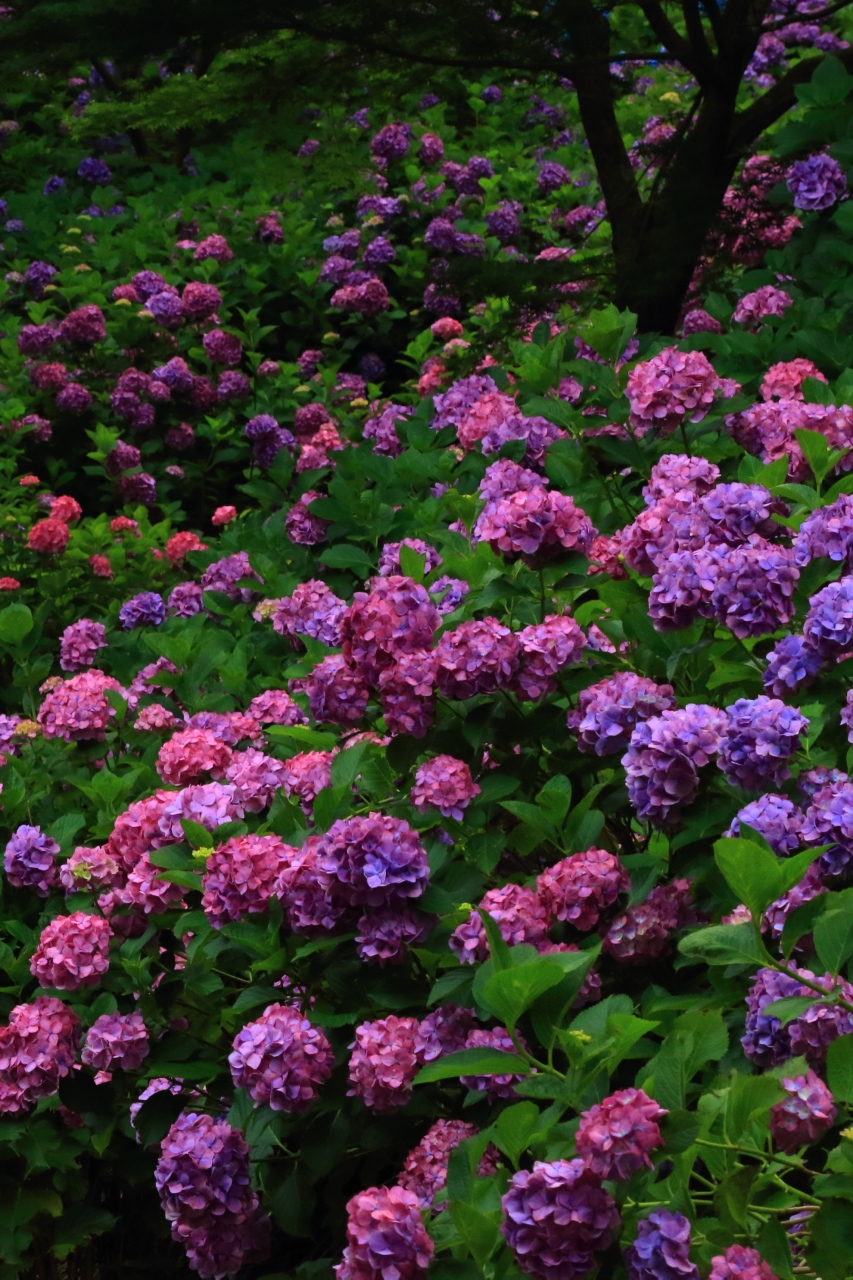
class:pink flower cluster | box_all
[0,996,80,1114]
[229,1001,334,1111]
[30,911,111,990]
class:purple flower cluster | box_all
[398,1118,498,1210]
[229,1002,334,1111]
[623,705,726,822]
[316,814,429,908]
[336,1184,433,1280]
[763,633,822,698]
[537,849,629,930]
[603,880,695,962]
[743,965,853,1068]
[709,1246,780,1280]
[82,1011,149,1076]
[356,909,431,966]
[770,1069,836,1152]
[119,591,166,629]
[787,153,847,210]
[410,755,480,819]
[727,793,805,854]
[155,1112,269,1278]
[450,884,551,963]
[501,1159,620,1280]
[435,617,519,699]
[4,823,60,896]
[568,673,676,756]
[625,1211,698,1280]
[515,615,587,699]
[717,696,808,791]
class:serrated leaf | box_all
[679,922,769,966]
[413,1047,529,1084]
[482,959,566,1029]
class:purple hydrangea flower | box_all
[804,575,853,655]
[787,153,847,210]
[717,696,808,791]
[794,494,853,569]
[726,793,805,854]
[603,880,695,962]
[763,633,822,698]
[356,909,432,966]
[770,1069,836,1152]
[435,618,520,700]
[82,1011,149,1074]
[4,824,60,896]
[743,965,853,1068]
[229,1002,334,1111]
[316,814,429,909]
[336,1184,433,1280]
[119,592,166,630]
[623,705,726,823]
[568,673,676,756]
[201,551,262,603]
[77,157,112,183]
[501,1158,620,1280]
[625,1211,698,1280]
[59,618,107,672]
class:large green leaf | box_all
[413,1047,529,1085]
[482,959,566,1029]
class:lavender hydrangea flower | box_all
[568,673,676,756]
[623,705,726,823]
[726,793,805,854]
[82,1011,149,1074]
[642,454,720,504]
[59,618,107,672]
[316,814,429,909]
[515,615,587,699]
[802,777,853,877]
[119,592,166,630]
[336,1184,433,1280]
[625,1211,699,1280]
[804,576,853,655]
[794,494,853,569]
[743,965,853,1068]
[787,153,847,210]
[717,696,808,791]
[4,824,60,896]
[763,633,822,698]
[501,1159,620,1280]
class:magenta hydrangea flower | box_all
[742,965,853,1068]
[363,403,411,456]
[155,1112,269,1279]
[286,491,328,545]
[59,618,107,672]
[0,996,80,1113]
[270,580,347,647]
[336,1184,434,1280]
[414,1006,477,1062]
[156,727,233,786]
[726,793,805,854]
[476,489,596,559]
[202,834,298,928]
[378,649,438,738]
[30,911,111,990]
[769,1069,836,1152]
[223,748,286,813]
[82,1011,149,1074]
[158,782,245,844]
[356,909,432,965]
[450,884,551,964]
[568,673,676,756]
[501,1158,620,1280]
[625,1211,698,1280]
[342,576,440,684]
[229,1002,334,1112]
[576,1087,666,1180]
[398,1118,498,1210]
[4,824,60,896]
[536,849,629,931]
[603,879,695,962]
[295,654,370,726]
[435,618,520,700]
[316,814,429,909]
[733,285,793,325]
[709,1245,780,1280]
[115,851,187,916]
[410,756,480,819]
[347,1015,422,1112]
[515,615,587,699]
[626,348,730,435]
[623,705,726,823]
[460,1026,529,1099]
[59,845,122,895]
[717,696,808,791]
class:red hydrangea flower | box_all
[576,1087,667,1180]
[28,517,69,553]
[229,1002,334,1112]
[769,1069,836,1152]
[347,1015,422,1112]
[30,911,112,991]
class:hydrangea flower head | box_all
[229,1002,334,1112]
[769,1069,836,1152]
[709,1245,779,1280]
[537,849,629,930]
[316,814,429,908]
[82,1012,149,1074]
[501,1158,620,1280]
[202,834,297,927]
[603,880,695,962]
[718,696,808,790]
[625,1211,698,1280]
[569,673,676,756]
[30,911,111,990]
[4,824,60,896]
[576,1087,666,1179]
[411,756,480,819]
[336,1184,433,1280]
[450,884,551,963]
[623,705,726,822]
[347,1015,422,1112]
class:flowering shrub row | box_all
[5,27,853,1280]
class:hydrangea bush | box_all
[5,31,853,1280]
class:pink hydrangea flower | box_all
[435,618,520,700]
[342,576,440,684]
[760,358,826,402]
[336,1184,434,1280]
[450,884,551,964]
[281,750,334,809]
[410,756,481,819]
[733,286,793,325]
[603,879,695,962]
[356,909,432,965]
[769,1069,836,1152]
[59,845,123,894]
[202,834,299,927]
[576,1087,667,1180]
[398,1119,499,1210]
[248,689,308,727]
[536,849,629,931]
[378,649,438,738]
[157,782,245,842]
[38,669,127,741]
[117,851,188,916]
[294,655,370,726]
[229,1002,334,1112]
[709,1246,779,1280]
[156,727,234,785]
[82,1011,149,1074]
[626,348,732,435]
[348,1016,422,1112]
[515,615,586,699]
[0,996,80,1113]
[30,911,112,990]
[270,580,347,647]
[224,748,287,812]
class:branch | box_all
[762,0,853,33]
[638,0,710,81]
[728,49,853,151]
[682,0,717,74]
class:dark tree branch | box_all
[637,0,710,80]
[681,0,718,80]
[762,0,853,32]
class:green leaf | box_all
[726,1073,784,1140]
[266,724,339,752]
[0,603,33,644]
[794,428,844,487]
[398,543,427,582]
[478,908,512,971]
[764,996,818,1026]
[755,1219,795,1280]
[806,1198,853,1280]
[534,775,572,826]
[311,785,351,831]
[679,922,769,966]
[494,1101,540,1165]
[413,1047,529,1085]
[828,1033,853,1102]
[180,818,215,848]
[482,959,566,1029]
[814,887,853,975]
[330,742,371,789]
[448,1202,501,1268]
[319,544,374,572]
[714,837,810,921]
[782,892,829,959]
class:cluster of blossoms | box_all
[229,1002,334,1111]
